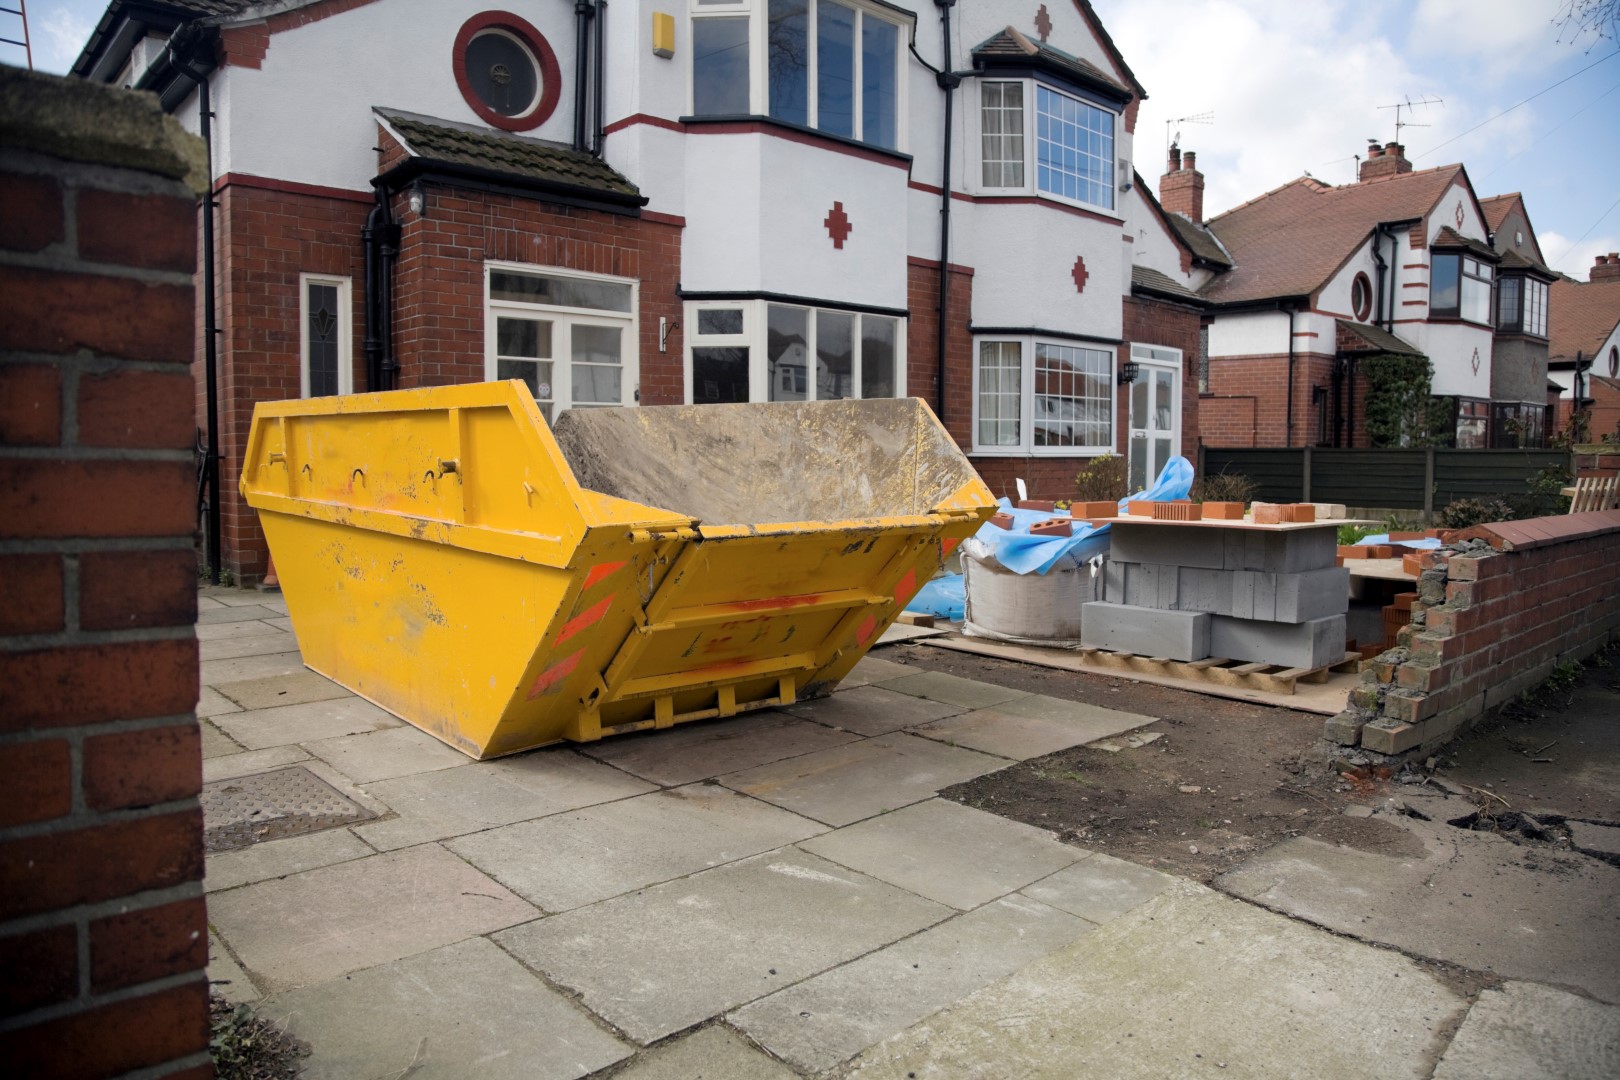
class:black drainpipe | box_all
[573,2,592,151]
[934,0,958,419]
[1371,223,1389,330]
[168,31,221,584]
[1284,306,1296,447]
[363,180,401,392]
[361,195,383,390]
[592,1,607,155]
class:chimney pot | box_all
[1183,151,1196,171]
[1368,144,1384,158]
[1168,145,1181,172]
[1609,251,1619,260]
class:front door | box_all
[1127,345,1181,493]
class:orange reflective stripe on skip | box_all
[891,567,918,604]
[555,596,613,647]
[942,537,960,556]
[582,560,627,591]
[527,648,585,699]
[856,615,878,646]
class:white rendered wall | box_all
[1209,311,1291,356]
[1427,179,1488,247]
[1123,185,1199,292]
[1407,321,1494,398]
[1317,236,1378,319]
[218,0,580,192]
[962,202,1124,338]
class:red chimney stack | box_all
[1160,146,1204,223]
[1359,141,1412,182]
[1593,253,1620,282]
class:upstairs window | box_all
[692,0,904,149]
[1430,252,1493,325]
[1496,275,1547,338]
[978,79,1116,212]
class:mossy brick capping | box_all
[0,69,208,1076]
[1324,510,1620,755]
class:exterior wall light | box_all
[407,183,427,218]
[1118,360,1140,385]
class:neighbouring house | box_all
[1160,140,1554,450]
[74,0,1206,584]
[1549,253,1620,441]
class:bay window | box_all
[693,0,904,150]
[1430,251,1494,324]
[973,337,1115,454]
[1496,275,1548,337]
[688,299,901,404]
[978,79,1116,212]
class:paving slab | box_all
[608,1026,798,1080]
[841,881,1465,1080]
[1215,828,1620,1002]
[494,848,951,1045]
[199,720,242,760]
[208,843,538,992]
[304,725,469,784]
[198,604,282,625]
[197,595,227,610]
[207,931,259,1004]
[212,696,401,750]
[214,671,350,710]
[196,617,286,641]
[356,750,654,850]
[206,590,280,608]
[782,685,965,737]
[578,711,860,786]
[878,670,1029,710]
[733,894,1092,1072]
[1019,851,1173,924]
[1432,981,1620,1080]
[199,632,299,662]
[199,651,309,687]
[448,782,825,912]
[721,732,1009,827]
[841,654,920,688]
[202,745,310,783]
[261,616,294,633]
[255,595,289,615]
[205,825,376,893]
[259,937,630,1080]
[197,686,243,719]
[910,700,1154,760]
[800,798,1082,910]
[878,623,949,644]
[1569,819,1620,861]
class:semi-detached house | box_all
[74,0,1207,585]
[1161,141,1556,451]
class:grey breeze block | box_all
[1104,563,1349,623]
[1081,602,1210,662]
[1209,613,1347,670]
[1108,523,1337,575]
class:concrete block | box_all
[1081,602,1211,662]
[1111,564,1345,623]
[1323,711,1367,746]
[1224,528,1337,573]
[1178,567,1233,613]
[1209,613,1346,669]
[1275,567,1351,621]
[1109,524,1227,569]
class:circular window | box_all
[1610,345,1618,377]
[453,12,560,131]
[1351,272,1373,322]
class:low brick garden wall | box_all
[1328,510,1620,755]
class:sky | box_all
[8,0,1618,281]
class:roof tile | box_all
[376,109,641,200]
[1549,276,1620,364]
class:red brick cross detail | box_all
[1035,4,1053,43]
[825,201,852,249]
[1072,255,1089,294]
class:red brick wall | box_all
[1203,351,1337,447]
[0,70,208,1077]
[390,185,684,404]
[1329,511,1620,754]
[1588,378,1620,445]
[214,178,371,585]
[905,256,972,436]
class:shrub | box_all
[1074,455,1129,502]
[1190,469,1258,506]
[1434,497,1514,529]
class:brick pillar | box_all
[0,68,209,1077]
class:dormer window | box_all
[977,79,1117,212]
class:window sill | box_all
[971,446,1116,458]
[1424,314,1493,328]
[970,189,1123,223]
[679,114,913,166]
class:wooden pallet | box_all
[1072,648,1363,695]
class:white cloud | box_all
[1540,229,1620,280]
[30,5,97,75]
[1409,0,1577,73]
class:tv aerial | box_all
[1167,110,1214,152]
[1376,95,1443,143]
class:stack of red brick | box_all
[1327,510,1620,754]
[0,68,209,1077]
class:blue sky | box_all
[9,0,1618,280]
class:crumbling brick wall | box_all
[0,68,209,1077]
[1327,510,1620,754]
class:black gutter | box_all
[573,1,591,151]
[166,26,220,585]
[934,0,957,421]
[680,289,908,319]
[593,1,607,155]
[377,156,647,213]
[969,325,1123,347]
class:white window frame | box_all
[689,0,909,151]
[1126,343,1183,490]
[299,273,353,398]
[683,298,906,404]
[971,335,1117,456]
[483,261,639,417]
[973,77,1119,215]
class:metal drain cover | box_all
[202,766,374,854]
